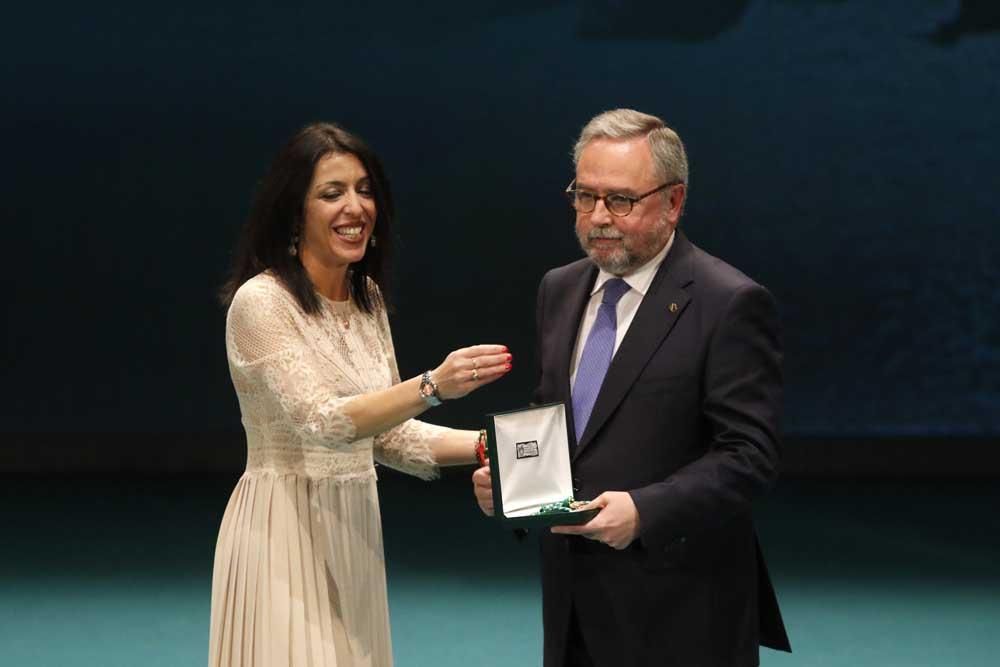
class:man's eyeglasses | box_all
[565,180,681,217]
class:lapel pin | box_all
[669,303,679,313]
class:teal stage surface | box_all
[2,471,998,666]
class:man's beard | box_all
[577,218,671,276]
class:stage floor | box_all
[2,472,998,666]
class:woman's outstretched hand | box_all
[432,345,511,400]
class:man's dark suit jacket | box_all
[534,231,791,667]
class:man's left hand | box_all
[550,491,640,550]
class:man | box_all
[472,109,790,666]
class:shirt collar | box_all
[591,230,675,297]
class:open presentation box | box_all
[486,402,598,527]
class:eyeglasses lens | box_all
[606,195,632,216]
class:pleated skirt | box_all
[208,471,393,667]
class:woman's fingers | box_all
[434,345,512,399]
[463,351,512,383]
[469,362,509,385]
[469,351,513,371]
[462,344,509,357]
[465,357,510,381]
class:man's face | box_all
[574,137,684,275]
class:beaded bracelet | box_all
[474,429,488,466]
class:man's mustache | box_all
[588,228,624,240]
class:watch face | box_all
[419,375,440,405]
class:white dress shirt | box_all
[569,231,675,388]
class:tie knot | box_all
[601,278,630,306]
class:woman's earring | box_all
[288,234,299,257]
[369,235,377,249]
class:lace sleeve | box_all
[226,279,357,447]
[370,306,447,480]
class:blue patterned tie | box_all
[571,278,630,443]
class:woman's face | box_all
[299,152,376,271]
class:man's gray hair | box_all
[573,109,689,186]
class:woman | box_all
[210,122,510,667]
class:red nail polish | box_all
[506,354,512,362]
[502,346,509,353]
[505,363,512,371]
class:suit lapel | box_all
[573,232,695,458]
[551,262,598,422]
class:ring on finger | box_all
[472,368,479,381]
[472,358,479,370]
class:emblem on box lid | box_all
[516,440,539,459]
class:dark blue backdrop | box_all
[3,1,998,438]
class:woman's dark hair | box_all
[220,122,393,315]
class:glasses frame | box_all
[565,179,682,217]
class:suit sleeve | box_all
[531,271,549,407]
[629,283,783,549]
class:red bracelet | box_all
[475,429,488,466]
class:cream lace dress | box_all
[208,273,451,667]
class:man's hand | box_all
[550,491,640,550]
[472,464,494,516]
